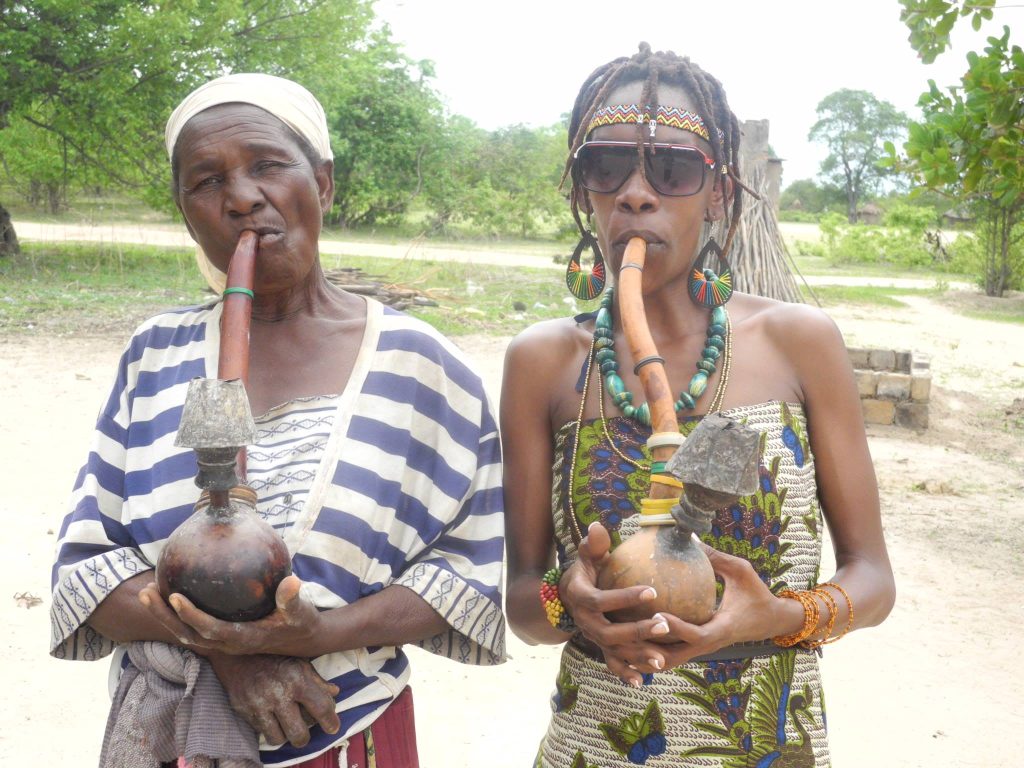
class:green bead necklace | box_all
[594,286,728,426]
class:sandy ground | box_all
[2,290,1024,767]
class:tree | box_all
[779,178,845,214]
[327,33,447,228]
[893,28,1024,296]
[808,90,907,223]
[899,0,996,63]
[464,124,568,238]
[0,0,377,252]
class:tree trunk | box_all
[0,202,20,257]
[48,182,63,215]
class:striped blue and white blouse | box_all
[50,298,506,766]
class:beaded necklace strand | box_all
[595,287,729,426]
[565,303,732,544]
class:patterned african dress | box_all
[537,401,829,768]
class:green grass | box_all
[0,241,594,337]
[787,251,957,282]
[317,252,595,336]
[935,290,1024,326]
[961,309,1024,325]
[0,185,177,226]
[800,284,943,308]
[0,243,209,334]
[4,239,1017,339]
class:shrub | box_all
[817,208,936,267]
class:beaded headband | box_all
[587,104,716,142]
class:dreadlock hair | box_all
[563,42,748,257]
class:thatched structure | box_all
[726,121,806,304]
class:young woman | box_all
[502,44,894,767]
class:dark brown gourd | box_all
[155,231,291,622]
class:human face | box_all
[580,82,728,291]
[174,104,334,295]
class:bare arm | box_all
[794,307,896,631]
[136,576,448,658]
[501,329,571,645]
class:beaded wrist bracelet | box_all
[773,583,856,649]
[773,589,820,647]
[800,587,837,650]
[817,582,855,645]
[540,567,576,633]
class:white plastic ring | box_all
[646,431,686,451]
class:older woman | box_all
[50,73,505,768]
[502,45,894,767]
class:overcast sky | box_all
[374,0,1018,186]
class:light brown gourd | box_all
[595,237,716,625]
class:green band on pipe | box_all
[223,287,255,299]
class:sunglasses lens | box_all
[576,145,635,193]
[648,147,707,196]
[576,143,710,197]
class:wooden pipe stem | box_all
[219,230,257,386]
[219,230,258,481]
[618,236,679,500]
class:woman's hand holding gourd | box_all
[138,575,324,657]
[634,544,801,669]
[562,525,798,685]
[560,522,675,687]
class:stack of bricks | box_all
[848,347,931,430]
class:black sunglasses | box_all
[573,140,716,197]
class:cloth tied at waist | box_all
[99,641,261,768]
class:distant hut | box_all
[941,206,973,228]
[857,202,883,225]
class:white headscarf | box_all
[164,73,332,293]
[164,72,332,161]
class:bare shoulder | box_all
[505,316,590,367]
[731,293,845,356]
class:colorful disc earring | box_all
[688,224,733,308]
[566,230,606,301]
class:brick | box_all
[911,373,932,402]
[895,402,929,430]
[894,351,912,373]
[862,399,895,424]
[877,373,912,401]
[856,370,879,397]
[868,349,896,371]
[911,353,931,373]
[847,347,871,368]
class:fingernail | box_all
[629,677,642,688]
[640,587,657,601]
[628,663,638,670]
[648,658,664,670]
[588,521,601,532]
[139,594,150,607]
[651,621,670,636]
[169,597,181,612]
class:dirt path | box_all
[2,293,1022,766]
